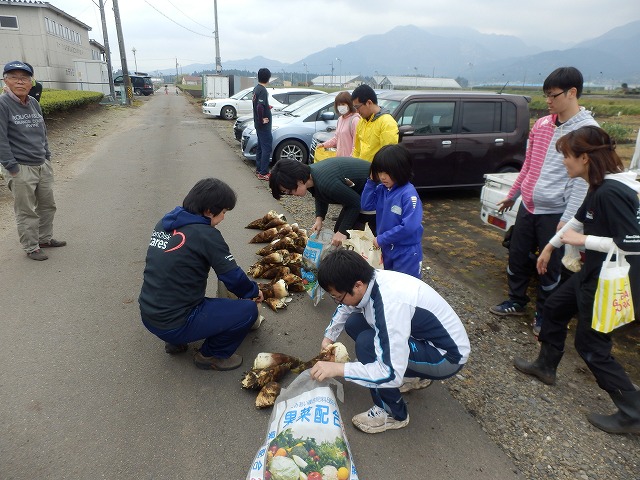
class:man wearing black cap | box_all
[1,60,66,261]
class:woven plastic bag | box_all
[343,224,384,269]
[246,370,359,480]
[592,246,635,333]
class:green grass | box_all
[177,84,201,91]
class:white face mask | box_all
[337,105,349,115]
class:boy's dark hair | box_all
[268,159,311,200]
[334,91,355,113]
[351,84,378,105]
[556,125,623,187]
[318,249,375,294]
[543,67,584,98]
[182,178,236,216]
[258,68,271,84]
[370,144,413,186]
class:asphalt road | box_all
[0,94,521,479]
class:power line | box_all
[143,0,214,38]
[165,0,214,32]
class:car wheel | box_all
[274,140,307,164]
[497,165,519,173]
[134,88,142,96]
[220,106,236,120]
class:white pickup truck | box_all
[479,172,521,238]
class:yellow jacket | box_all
[352,111,398,162]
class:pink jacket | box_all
[322,112,360,157]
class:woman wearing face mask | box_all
[318,91,361,157]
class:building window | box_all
[0,15,19,29]
[43,17,83,45]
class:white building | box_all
[0,0,106,91]
[310,75,364,88]
[378,76,461,90]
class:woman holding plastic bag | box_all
[317,91,361,157]
[513,126,640,434]
[269,157,375,246]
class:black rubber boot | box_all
[587,390,640,434]
[513,342,563,385]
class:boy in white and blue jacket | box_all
[310,249,470,434]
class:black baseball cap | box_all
[3,60,33,75]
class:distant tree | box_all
[455,76,469,88]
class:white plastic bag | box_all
[246,371,359,480]
[343,224,383,269]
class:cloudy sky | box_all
[51,0,640,73]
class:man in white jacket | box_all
[310,249,470,433]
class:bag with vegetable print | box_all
[246,370,359,480]
[301,229,336,306]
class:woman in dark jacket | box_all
[513,126,640,434]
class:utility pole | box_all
[112,0,131,105]
[331,61,334,89]
[132,47,137,73]
[303,62,308,86]
[175,58,179,85]
[97,0,115,100]
[213,0,222,74]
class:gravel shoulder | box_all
[2,97,637,480]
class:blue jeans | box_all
[345,312,463,420]
[255,127,272,175]
[143,297,258,358]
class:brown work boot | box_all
[39,239,67,248]
[193,351,243,371]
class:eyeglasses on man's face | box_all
[542,89,568,99]
[353,102,366,111]
[5,74,32,83]
[331,291,348,305]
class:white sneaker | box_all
[399,377,433,393]
[351,405,409,434]
[251,315,265,330]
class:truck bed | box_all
[479,172,521,234]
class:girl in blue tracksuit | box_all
[361,144,424,278]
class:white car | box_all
[202,87,323,120]
[241,92,340,164]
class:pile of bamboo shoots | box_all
[245,211,310,312]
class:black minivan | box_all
[376,90,531,189]
[113,74,154,96]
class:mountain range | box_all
[167,21,640,85]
